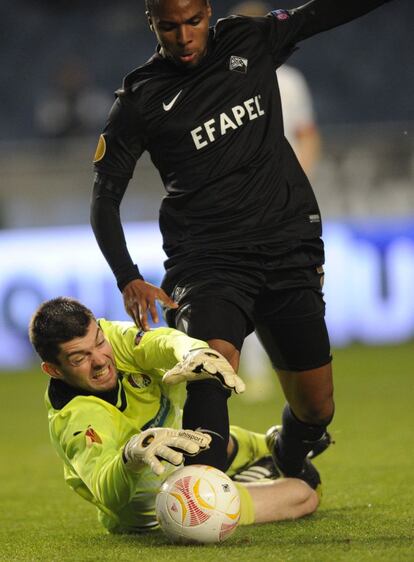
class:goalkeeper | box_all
[29,297,319,534]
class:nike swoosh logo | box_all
[163,90,183,111]
[195,427,225,440]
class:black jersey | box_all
[92,0,392,283]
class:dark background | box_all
[1,0,412,141]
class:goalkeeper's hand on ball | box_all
[123,428,212,475]
[162,349,246,394]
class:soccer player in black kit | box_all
[91,0,394,485]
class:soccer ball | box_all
[155,464,241,544]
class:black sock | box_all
[276,404,327,475]
[182,380,230,471]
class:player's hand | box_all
[162,349,246,394]
[122,279,178,331]
[123,428,212,475]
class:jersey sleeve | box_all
[132,327,210,373]
[93,94,146,180]
[250,0,393,66]
[49,397,146,512]
[99,319,209,376]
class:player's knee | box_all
[303,488,320,516]
[297,399,335,426]
[292,480,320,517]
[284,479,320,519]
[299,384,335,424]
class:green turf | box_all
[1,343,413,561]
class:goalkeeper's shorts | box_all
[236,482,256,525]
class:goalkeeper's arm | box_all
[162,348,246,394]
[127,326,245,393]
[58,413,211,511]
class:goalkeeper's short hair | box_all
[29,297,96,364]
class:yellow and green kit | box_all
[46,321,267,533]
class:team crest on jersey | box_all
[85,426,102,447]
[128,373,152,389]
[229,56,248,74]
[271,9,290,21]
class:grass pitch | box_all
[1,343,413,561]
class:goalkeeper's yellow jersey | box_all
[45,321,209,533]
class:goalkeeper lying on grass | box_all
[29,297,322,534]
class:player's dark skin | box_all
[147,0,212,68]
[122,0,333,427]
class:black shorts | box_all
[162,240,332,371]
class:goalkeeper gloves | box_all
[162,348,246,394]
[123,427,211,475]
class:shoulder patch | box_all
[93,134,106,163]
[271,9,290,21]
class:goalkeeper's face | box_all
[44,321,118,393]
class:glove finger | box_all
[206,367,236,390]
[203,350,221,360]
[203,358,236,379]
[147,453,165,476]
[168,437,201,455]
[235,376,246,394]
[189,360,205,373]
[219,368,244,392]
[156,445,183,466]
[202,359,219,375]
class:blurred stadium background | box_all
[1,0,413,370]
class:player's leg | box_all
[277,363,333,424]
[229,422,332,484]
[275,361,333,473]
[257,310,333,478]
[164,281,251,471]
[255,255,334,479]
[236,478,319,525]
